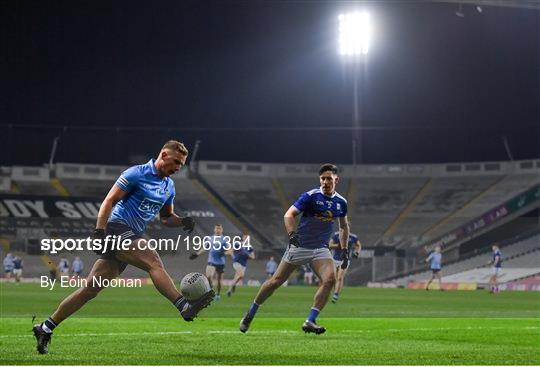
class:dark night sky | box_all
[2,1,539,165]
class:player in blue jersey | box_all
[189,224,229,300]
[12,255,23,283]
[33,140,213,354]
[488,244,502,294]
[226,234,255,297]
[425,245,443,291]
[3,253,14,281]
[328,231,361,303]
[240,164,349,334]
[265,256,277,279]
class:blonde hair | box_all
[162,140,188,156]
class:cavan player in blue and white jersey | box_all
[488,244,502,294]
[328,231,361,303]
[33,140,213,355]
[425,245,443,291]
[190,224,230,300]
[240,163,349,335]
[227,234,255,297]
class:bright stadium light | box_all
[338,12,371,56]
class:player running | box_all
[33,140,214,355]
[488,244,502,294]
[3,253,14,281]
[265,256,277,279]
[190,224,228,300]
[12,256,23,283]
[425,245,443,291]
[240,163,349,335]
[226,234,255,297]
[328,231,361,303]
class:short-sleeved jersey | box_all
[427,252,442,270]
[13,258,22,269]
[72,260,83,272]
[330,232,359,260]
[109,159,175,235]
[293,188,348,249]
[233,246,254,267]
[266,260,277,274]
[493,250,502,268]
[207,236,227,266]
[3,256,14,270]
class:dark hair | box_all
[319,163,338,175]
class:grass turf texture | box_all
[1,283,539,365]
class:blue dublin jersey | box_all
[207,236,227,266]
[233,246,254,267]
[293,188,348,249]
[109,159,175,235]
[330,232,358,260]
[427,252,442,270]
[493,250,502,268]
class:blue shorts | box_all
[432,268,441,274]
[208,263,225,274]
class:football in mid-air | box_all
[180,272,211,301]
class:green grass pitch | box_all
[1,283,539,365]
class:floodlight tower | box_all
[338,11,371,165]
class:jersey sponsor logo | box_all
[138,198,163,216]
[314,210,334,222]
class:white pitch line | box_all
[1,326,537,339]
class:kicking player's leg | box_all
[116,239,179,302]
[303,258,335,334]
[33,258,120,354]
[116,239,214,320]
[240,260,297,333]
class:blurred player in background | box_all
[72,256,84,277]
[240,163,349,335]
[302,265,314,285]
[58,257,70,277]
[12,255,23,283]
[3,252,13,281]
[425,245,443,291]
[329,231,361,303]
[488,244,502,294]
[227,234,255,297]
[190,224,228,301]
[33,140,211,355]
[265,256,277,279]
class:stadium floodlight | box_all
[338,12,371,56]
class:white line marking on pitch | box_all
[2,326,537,339]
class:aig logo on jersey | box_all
[337,203,341,211]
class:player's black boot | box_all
[302,320,326,335]
[239,313,253,333]
[181,289,215,321]
[32,324,52,354]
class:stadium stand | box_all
[393,233,540,286]
[2,159,538,285]
[426,174,540,239]
[202,175,286,247]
